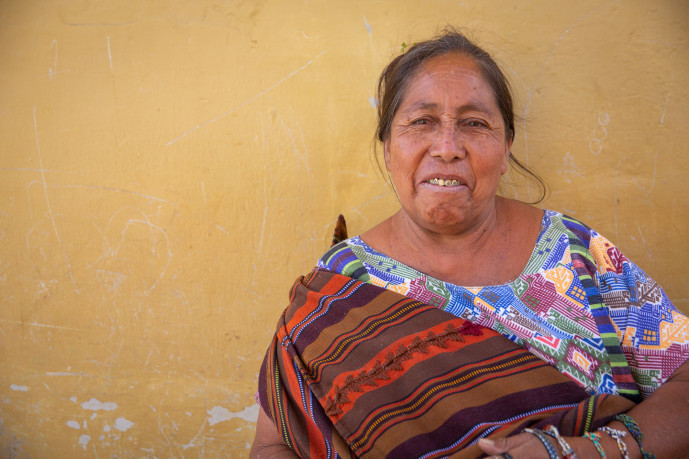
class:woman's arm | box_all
[609,357,689,457]
[479,359,689,458]
[249,408,298,459]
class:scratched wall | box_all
[1,0,687,457]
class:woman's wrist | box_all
[605,420,643,459]
[562,423,643,459]
[553,431,640,459]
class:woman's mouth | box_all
[427,178,463,187]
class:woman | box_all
[251,29,689,458]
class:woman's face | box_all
[384,53,512,234]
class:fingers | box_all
[485,453,514,459]
[477,433,550,459]
[477,434,531,453]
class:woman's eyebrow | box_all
[400,101,440,114]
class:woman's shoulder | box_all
[536,209,644,281]
[317,237,371,281]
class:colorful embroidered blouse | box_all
[318,210,689,399]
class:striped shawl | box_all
[257,268,635,458]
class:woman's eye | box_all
[466,120,487,128]
[412,118,430,125]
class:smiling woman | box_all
[251,28,689,459]
[383,54,511,236]
[367,53,543,288]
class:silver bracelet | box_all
[598,426,630,459]
[524,428,560,459]
[545,425,577,458]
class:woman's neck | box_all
[361,197,543,286]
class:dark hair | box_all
[375,27,547,203]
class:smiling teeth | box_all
[430,178,460,186]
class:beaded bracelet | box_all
[544,425,577,459]
[598,426,630,459]
[614,413,656,459]
[524,428,560,459]
[583,431,606,458]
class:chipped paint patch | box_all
[78,434,90,450]
[114,417,134,432]
[81,398,117,411]
[10,384,28,392]
[207,405,259,426]
[208,406,231,425]
[66,420,80,429]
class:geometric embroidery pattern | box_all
[319,210,689,398]
[565,343,601,380]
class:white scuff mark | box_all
[81,398,117,411]
[0,318,82,331]
[558,152,583,183]
[46,371,89,376]
[166,49,326,146]
[33,106,79,293]
[103,424,111,432]
[90,413,97,420]
[49,39,58,80]
[201,181,207,205]
[612,155,623,240]
[368,97,378,108]
[214,224,229,234]
[257,206,268,256]
[106,36,113,72]
[66,420,80,429]
[631,152,658,197]
[10,384,28,392]
[70,396,77,403]
[114,417,134,432]
[207,405,259,426]
[637,225,655,261]
[78,434,90,450]
[57,183,171,203]
[182,417,208,450]
[362,15,375,53]
[122,219,171,293]
[660,96,669,124]
[96,269,126,293]
[362,15,372,34]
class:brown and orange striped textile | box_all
[258,269,636,458]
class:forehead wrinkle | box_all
[399,99,496,119]
[398,61,498,119]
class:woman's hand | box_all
[478,432,559,459]
[478,433,557,458]
[478,433,601,458]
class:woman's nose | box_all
[429,125,465,162]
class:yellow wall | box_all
[1,1,687,457]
